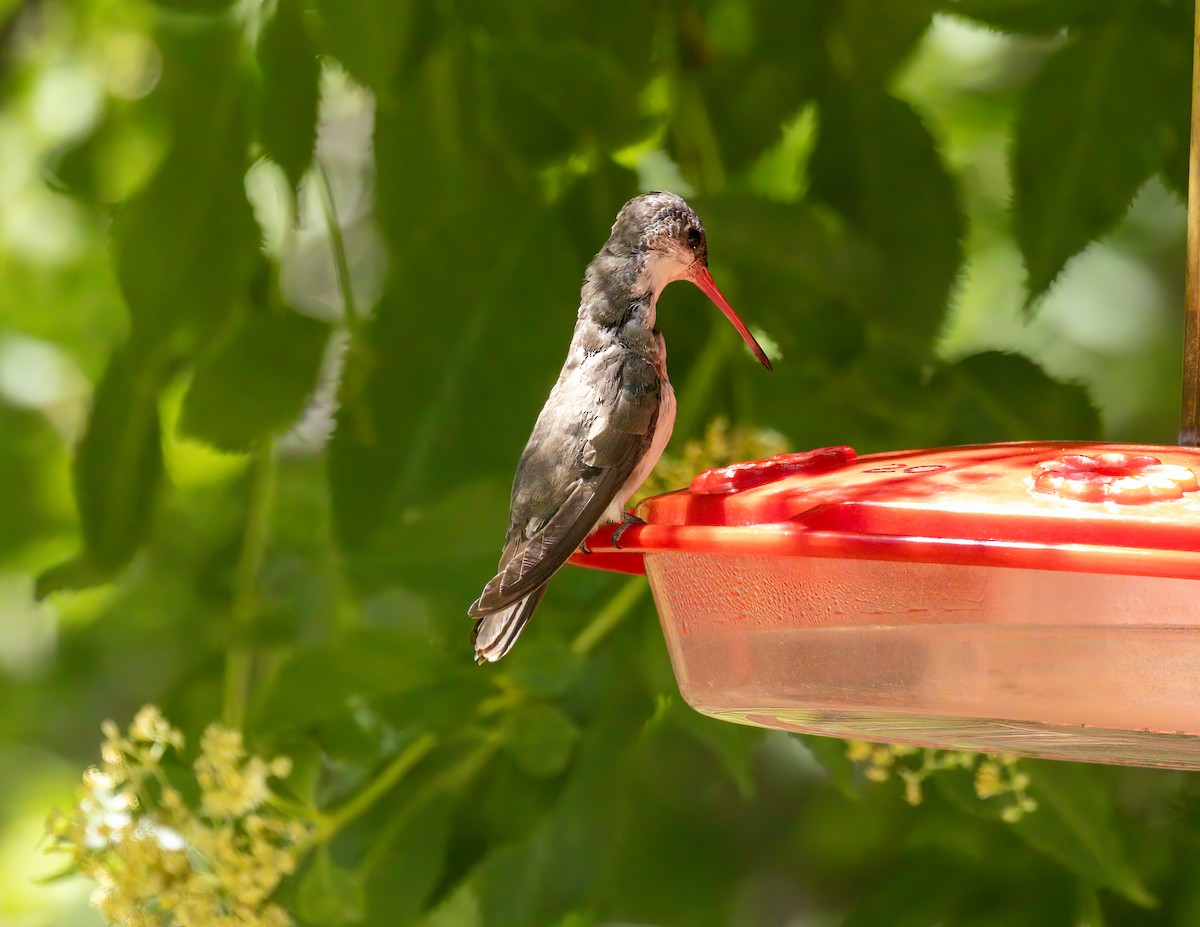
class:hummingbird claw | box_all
[611,513,647,550]
[578,539,592,556]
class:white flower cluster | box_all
[46,706,307,927]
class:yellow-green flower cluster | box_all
[635,416,789,501]
[45,706,307,927]
[845,740,1037,822]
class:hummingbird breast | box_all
[600,329,674,524]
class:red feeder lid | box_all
[570,442,1200,581]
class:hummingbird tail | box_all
[470,586,547,664]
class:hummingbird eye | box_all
[685,226,702,249]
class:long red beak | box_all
[692,265,773,370]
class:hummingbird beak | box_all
[691,265,773,370]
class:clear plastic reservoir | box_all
[648,552,1200,768]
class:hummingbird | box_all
[468,192,772,663]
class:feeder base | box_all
[709,707,1200,770]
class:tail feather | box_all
[470,586,546,664]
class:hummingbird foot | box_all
[578,538,593,556]
[611,513,647,550]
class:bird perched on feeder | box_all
[468,192,772,663]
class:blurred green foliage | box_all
[0,0,1197,925]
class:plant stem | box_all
[310,732,439,845]
[571,575,648,657]
[1180,0,1200,444]
[221,439,278,730]
[359,734,500,877]
[317,160,364,340]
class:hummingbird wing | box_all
[469,353,661,618]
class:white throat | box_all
[642,251,693,328]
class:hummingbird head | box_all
[608,192,773,370]
[609,192,707,278]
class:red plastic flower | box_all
[690,446,855,495]
[1032,452,1199,504]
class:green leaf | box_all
[547,913,596,927]
[832,0,936,86]
[1012,12,1178,303]
[799,734,861,799]
[1075,881,1105,927]
[481,41,644,164]
[1011,761,1155,907]
[660,698,757,799]
[297,847,367,926]
[365,797,454,923]
[0,402,67,559]
[312,0,415,96]
[810,88,963,357]
[328,196,579,549]
[253,628,446,733]
[1156,2,1194,199]
[345,477,509,595]
[72,346,168,574]
[504,639,586,700]
[503,703,580,779]
[668,3,823,174]
[926,351,1100,445]
[258,0,321,193]
[421,883,482,927]
[181,307,330,451]
[112,16,257,354]
[149,0,238,11]
[941,0,1116,34]
[697,195,862,356]
[843,860,970,927]
[34,555,110,599]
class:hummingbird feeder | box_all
[569,11,1200,771]
[572,444,1200,769]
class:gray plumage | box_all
[468,192,769,663]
